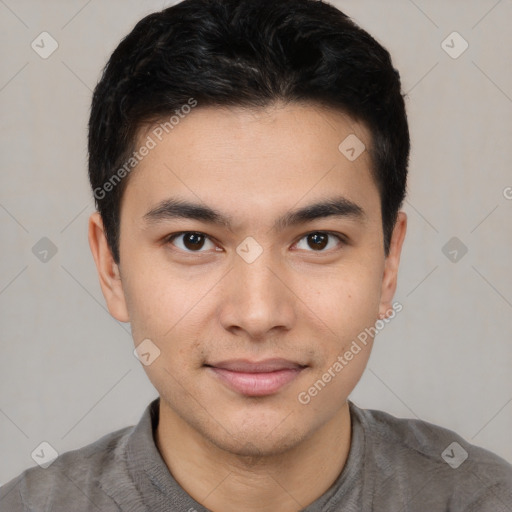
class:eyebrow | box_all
[143,196,366,231]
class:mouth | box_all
[204,358,307,397]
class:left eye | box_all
[294,232,343,252]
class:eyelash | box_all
[164,231,347,254]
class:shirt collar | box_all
[99,397,368,512]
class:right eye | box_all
[164,231,219,253]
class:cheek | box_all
[121,261,178,343]
[122,257,215,369]
[124,267,207,393]
[306,263,382,334]
[296,272,380,406]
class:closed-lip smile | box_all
[205,358,307,396]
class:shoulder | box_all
[0,425,133,512]
[350,402,512,510]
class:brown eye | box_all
[307,232,328,250]
[182,233,205,250]
[167,232,216,252]
[295,232,344,252]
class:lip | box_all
[205,358,306,397]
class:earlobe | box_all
[88,212,130,323]
[378,211,407,318]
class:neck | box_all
[155,401,352,512]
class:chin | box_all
[209,424,308,460]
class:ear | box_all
[378,211,407,318]
[88,211,130,322]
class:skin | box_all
[89,102,407,511]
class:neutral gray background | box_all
[1,0,511,486]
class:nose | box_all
[218,251,297,341]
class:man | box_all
[1,0,511,510]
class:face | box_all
[89,102,406,457]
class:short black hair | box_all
[88,0,409,264]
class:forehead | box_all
[122,102,380,225]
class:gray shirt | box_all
[1,398,511,511]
